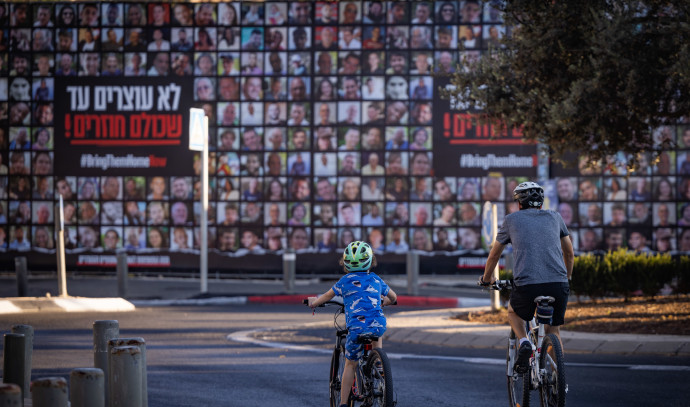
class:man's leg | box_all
[508,303,532,373]
[507,304,527,339]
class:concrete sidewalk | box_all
[1,274,689,357]
[384,308,690,357]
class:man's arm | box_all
[481,241,506,284]
[561,235,574,280]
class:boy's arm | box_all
[308,288,336,308]
[382,288,397,306]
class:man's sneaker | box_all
[514,341,532,374]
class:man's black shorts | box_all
[510,282,570,326]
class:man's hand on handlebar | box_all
[478,276,494,287]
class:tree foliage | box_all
[441,0,690,169]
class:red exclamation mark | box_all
[65,114,71,139]
[443,113,450,138]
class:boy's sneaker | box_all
[514,341,532,374]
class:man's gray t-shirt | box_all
[496,208,569,286]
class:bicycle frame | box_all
[308,298,395,407]
[509,314,545,389]
[483,280,566,407]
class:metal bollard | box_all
[14,257,28,297]
[109,346,143,407]
[0,383,22,406]
[282,249,296,294]
[406,251,420,296]
[70,368,104,407]
[2,333,25,400]
[31,377,68,407]
[10,325,33,397]
[116,252,128,298]
[93,320,119,407]
[108,338,147,407]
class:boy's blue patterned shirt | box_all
[332,271,390,330]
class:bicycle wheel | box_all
[330,345,353,407]
[507,331,531,407]
[539,333,566,407]
[508,366,531,407]
[366,348,395,407]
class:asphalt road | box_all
[1,304,689,406]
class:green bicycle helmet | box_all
[342,241,373,272]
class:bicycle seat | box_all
[534,296,555,304]
[355,335,379,344]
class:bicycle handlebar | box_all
[302,298,344,307]
[302,298,397,307]
[478,279,513,290]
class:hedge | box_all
[500,250,689,301]
[571,249,688,300]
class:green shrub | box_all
[572,250,680,300]
[572,252,606,301]
[604,249,641,299]
[675,256,690,295]
[639,252,675,298]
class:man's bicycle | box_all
[304,298,396,407]
[480,280,567,407]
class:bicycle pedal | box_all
[513,365,529,374]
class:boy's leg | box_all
[340,358,357,406]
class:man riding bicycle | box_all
[480,182,574,373]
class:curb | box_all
[0,294,491,313]
[0,297,136,314]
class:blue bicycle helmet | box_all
[342,241,373,272]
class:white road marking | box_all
[227,328,690,372]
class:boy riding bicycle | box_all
[480,182,574,373]
[309,241,398,407]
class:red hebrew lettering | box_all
[453,113,473,139]
[167,115,182,139]
[475,120,490,139]
[130,114,141,138]
[152,115,165,139]
[74,115,86,139]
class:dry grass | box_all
[452,295,690,335]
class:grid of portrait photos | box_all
[1,1,689,255]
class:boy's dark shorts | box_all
[510,282,570,326]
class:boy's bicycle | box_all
[480,280,567,407]
[304,298,396,407]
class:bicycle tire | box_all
[539,333,566,407]
[330,345,353,407]
[507,330,531,407]
[366,348,395,407]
